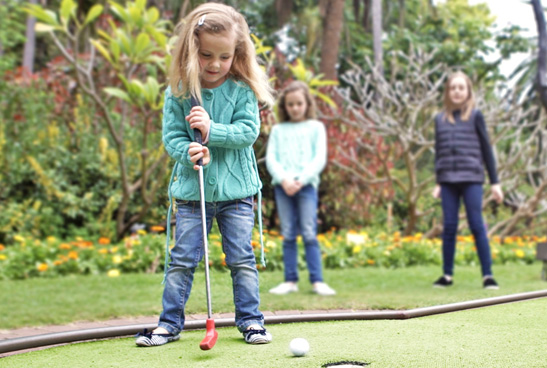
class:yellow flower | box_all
[37,263,48,272]
[367,259,375,265]
[266,240,277,249]
[0,254,6,261]
[352,245,362,254]
[14,235,25,243]
[46,236,57,244]
[112,255,122,264]
[68,251,79,260]
[98,248,108,254]
[107,269,120,277]
[53,260,63,266]
[346,233,366,246]
[137,229,147,235]
[514,249,525,258]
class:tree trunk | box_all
[372,0,383,75]
[275,0,293,27]
[23,0,38,74]
[177,0,191,22]
[398,0,405,28]
[363,0,371,31]
[353,0,360,22]
[319,0,344,80]
[532,0,547,111]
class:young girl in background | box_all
[136,3,274,347]
[433,71,503,290]
[266,81,336,296]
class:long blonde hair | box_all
[442,71,475,123]
[276,81,317,122]
[168,3,273,106]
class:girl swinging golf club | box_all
[136,2,274,348]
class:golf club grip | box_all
[193,129,203,167]
[190,95,203,166]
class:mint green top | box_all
[162,78,262,201]
[265,119,327,189]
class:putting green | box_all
[3,298,546,367]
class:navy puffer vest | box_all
[434,109,485,183]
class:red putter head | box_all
[199,319,218,350]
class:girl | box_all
[136,3,274,347]
[432,71,504,290]
[266,81,336,296]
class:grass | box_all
[1,263,545,329]
[2,298,546,367]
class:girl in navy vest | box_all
[433,71,503,289]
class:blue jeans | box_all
[158,196,264,335]
[274,185,324,284]
[440,183,493,277]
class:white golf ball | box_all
[289,337,310,357]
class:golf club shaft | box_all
[197,164,213,319]
[190,96,213,321]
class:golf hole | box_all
[322,361,370,367]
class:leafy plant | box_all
[24,0,172,239]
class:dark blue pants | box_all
[440,183,493,277]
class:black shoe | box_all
[483,277,499,290]
[433,276,453,288]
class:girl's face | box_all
[448,76,469,107]
[198,30,236,89]
[284,90,308,122]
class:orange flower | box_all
[98,248,108,254]
[150,225,165,232]
[59,243,71,250]
[367,259,375,265]
[37,263,48,272]
[0,244,5,251]
[68,251,79,260]
[98,237,111,245]
[53,260,63,266]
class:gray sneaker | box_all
[135,329,180,347]
[243,327,272,344]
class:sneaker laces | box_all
[245,328,266,337]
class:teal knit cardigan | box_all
[162,79,265,275]
[265,119,327,189]
[162,78,262,202]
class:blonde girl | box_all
[136,3,273,347]
[432,71,503,290]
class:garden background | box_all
[1,0,547,281]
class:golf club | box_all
[191,95,218,351]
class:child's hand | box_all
[491,183,504,204]
[186,106,211,139]
[188,142,210,170]
[432,184,441,199]
[282,178,302,196]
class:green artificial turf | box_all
[3,298,546,367]
[1,264,545,329]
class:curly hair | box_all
[168,2,273,106]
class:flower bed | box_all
[0,228,540,280]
